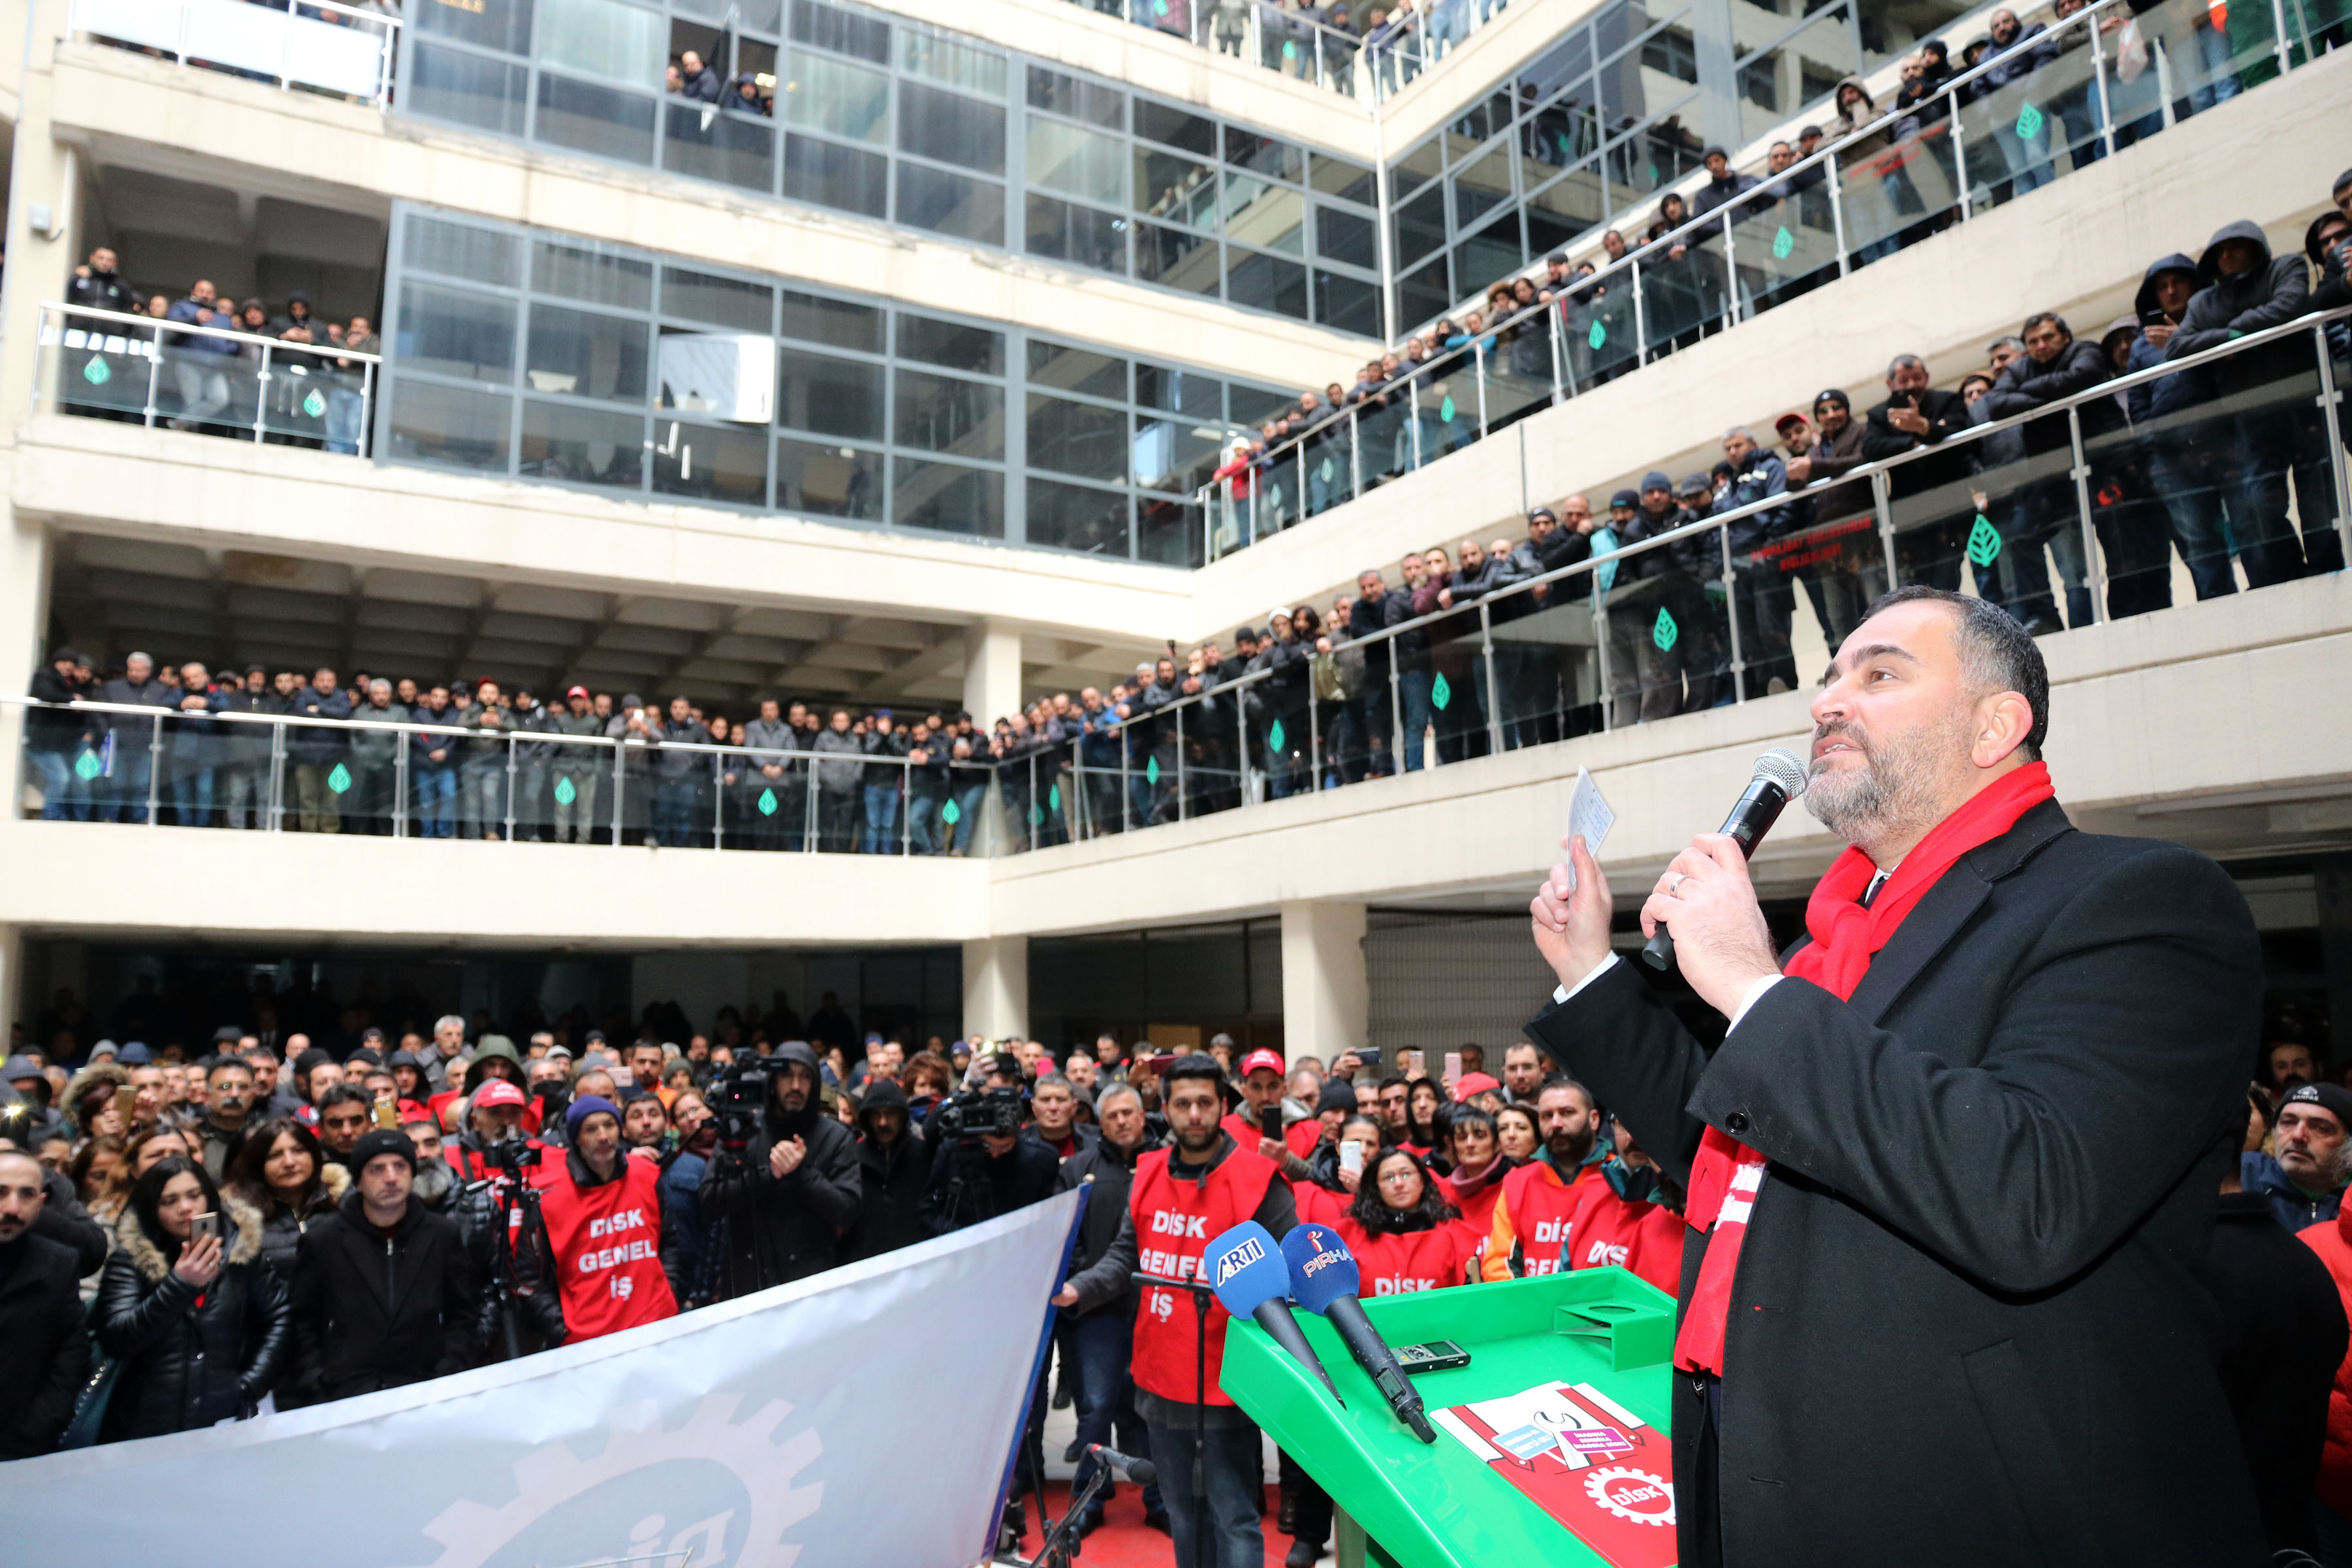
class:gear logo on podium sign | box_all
[400,1394,821,1568]
[1585,1466,1675,1527]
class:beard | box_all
[1545,1123,1596,1168]
[409,1159,452,1206]
[1804,710,1969,847]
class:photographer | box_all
[919,1054,1060,1236]
[446,1079,563,1356]
[700,1042,859,1294]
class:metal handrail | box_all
[71,0,403,105]
[44,301,385,363]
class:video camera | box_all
[933,1086,1023,1144]
[708,1059,772,1151]
[481,1132,541,1176]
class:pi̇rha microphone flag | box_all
[1427,1379,1676,1568]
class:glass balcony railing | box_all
[35,303,381,453]
[1205,0,2338,563]
[1059,0,1488,106]
[17,312,2347,860]
[68,0,400,106]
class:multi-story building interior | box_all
[2,0,2348,1069]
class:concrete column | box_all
[1280,900,1367,1066]
[0,1,83,437]
[962,933,1028,1043]
[963,621,1023,727]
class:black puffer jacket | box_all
[1982,336,2120,455]
[700,1041,861,1292]
[95,1197,290,1440]
[247,1163,350,1289]
[2167,218,2314,394]
[291,1190,479,1403]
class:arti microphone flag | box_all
[1427,1379,1676,1568]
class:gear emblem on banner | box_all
[1585,1465,1675,1526]
[400,1394,821,1568]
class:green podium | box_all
[1218,1270,1680,1568]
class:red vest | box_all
[1335,1217,1478,1294]
[1284,1120,1323,1161]
[1128,1145,1279,1405]
[1500,1159,1593,1277]
[1292,1180,1348,1229]
[1220,1110,1276,1152]
[1439,1168,1505,1268]
[1563,1180,1685,1296]
[534,1155,678,1341]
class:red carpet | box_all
[1011,1480,1300,1567]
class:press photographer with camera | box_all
[446,1078,563,1358]
[918,1052,1060,1236]
[699,1041,859,1296]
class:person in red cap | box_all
[1221,1048,1294,1163]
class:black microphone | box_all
[1642,747,1809,973]
[1086,1443,1158,1485]
[1281,1224,1437,1443]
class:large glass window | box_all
[897,81,1005,174]
[896,163,1005,245]
[1028,116,1124,206]
[785,54,889,141]
[385,206,1288,559]
[538,0,665,86]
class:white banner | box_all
[1,1189,1085,1568]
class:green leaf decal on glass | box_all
[1281,37,1294,57]
[1318,458,1334,484]
[327,762,352,794]
[1438,394,1456,424]
[1653,608,1679,651]
[82,356,112,386]
[554,775,577,806]
[1268,719,1285,753]
[1431,673,1452,710]
[1587,319,1607,350]
[75,749,103,781]
[758,787,778,817]
[1966,514,2003,568]
[942,799,961,826]
[1049,783,1061,811]
[1030,804,1043,825]
[302,388,326,419]
[1772,225,1795,260]
[2015,101,2044,140]
[1146,756,1161,786]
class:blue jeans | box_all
[31,750,91,820]
[325,385,365,456]
[654,777,701,846]
[861,783,898,853]
[107,747,155,823]
[414,765,457,838]
[1147,1420,1262,1568]
[1068,1311,1162,1517]
[951,784,986,852]
[171,768,214,828]
[908,792,940,854]
[1397,667,1433,771]
[2148,448,2238,599]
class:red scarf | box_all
[1672,761,2054,1375]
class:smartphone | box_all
[373,1101,400,1129]
[1339,1142,1364,1176]
[191,1212,220,1245]
[1443,1051,1462,1083]
[1258,1105,1283,1140]
[1146,1054,1179,1074]
[112,1085,138,1123]
[1396,1339,1472,1373]
[1403,1048,1425,1080]
[1354,1045,1384,1068]
[2139,308,2168,327]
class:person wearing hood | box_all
[2167,217,2342,584]
[95,1155,289,1440]
[527,1097,678,1343]
[846,1079,932,1261]
[2315,172,2352,313]
[701,1041,860,1294]
[289,1129,478,1403]
[2125,253,2239,601]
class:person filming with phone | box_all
[1525,587,2268,1566]
[94,1155,289,1441]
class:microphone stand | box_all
[1025,1454,1117,1568]
[1136,1270,1216,1568]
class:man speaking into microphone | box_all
[1527,587,2266,1568]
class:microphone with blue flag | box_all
[1205,1221,1344,1404]
[1281,1222,1437,1443]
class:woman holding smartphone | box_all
[1293,1114,1384,1227]
[95,1155,289,1441]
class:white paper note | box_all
[1564,765,1615,889]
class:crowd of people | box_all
[63,249,377,452]
[6,1007,2351,1563]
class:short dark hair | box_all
[2022,310,2071,341]
[318,1082,373,1114]
[1862,586,2049,757]
[1539,1074,1595,1114]
[1161,1053,1226,1094]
